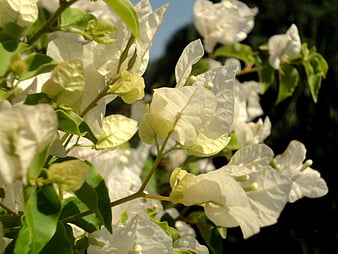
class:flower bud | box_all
[184,75,197,86]
[235,174,250,182]
[109,71,145,104]
[10,53,27,76]
[243,182,258,192]
[205,81,214,90]
[300,159,313,172]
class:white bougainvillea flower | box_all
[95,114,138,150]
[231,80,263,128]
[182,169,260,239]
[228,143,274,171]
[274,140,328,203]
[268,24,301,69]
[87,215,173,254]
[0,180,24,213]
[194,0,258,52]
[0,102,57,184]
[139,85,231,156]
[109,71,145,104]
[140,41,236,156]
[174,236,209,254]
[0,0,38,28]
[221,144,292,228]
[169,168,196,204]
[94,0,168,78]
[234,117,271,146]
[175,39,204,88]
[42,59,85,111]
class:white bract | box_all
[94,0,168,78]
[232,80,263,127]
[0,0,38,28]
[268,24,301,69]
[88,215,173,254]
[0,102,57,184]
[140,40,236,156]
[95,114,138,150]
[194,0,258,52]
[220,144,292,229]
[174,236,209,254]
[274,140,328,202]
[175,168,261,239]
[234,117,271,146]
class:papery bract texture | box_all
[275,140,328,202]
[268,24,301,69]
[88,215,173,254]
[175,39,204,88]
[182,169,260,238]
[109,70,145,104]
[95,114,138,150]
[194,0,258,52]
[0,102,57,184]
[0,0,38,27]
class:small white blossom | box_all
[274,140,328,202]
[194,0,258,52]
[268,24,301,69]
[0,0,38,28]
[88,215,173,254]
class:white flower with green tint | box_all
[194,0,258,52]
[88,215,173,254]
[275,140,328,202]
[0,0,38,28]
[268,24,301,69]
[0,102,57,184]
[181,168,260,239]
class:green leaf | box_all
[14,186,61,254]
[56,109,98,144]
[174,250,195,254]
[276,65,299,104]
[103,0,140,40]
[0,23,26,42]
[27,138,54,185]
[0,41,27,77]
[303,53,328,103]
[257,62,275,94]
[20,53,57,80]
[13,217,31,254]
[40,223,74,254]
[188,211,223,254]
[191,58,210,77]
[75,161,112,233]
[147,209,180,241]
[212,43,256,64]
[60,196,102,233]
[24,93,53,105]
[60,8,87,27]
[61,8,117,44]
[0,214,22,239]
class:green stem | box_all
[60,192,171,223]
[79,85,110,118]
[27,0,78,45]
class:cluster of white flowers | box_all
[0,0,328,253]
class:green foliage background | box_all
[144,0,338,253]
